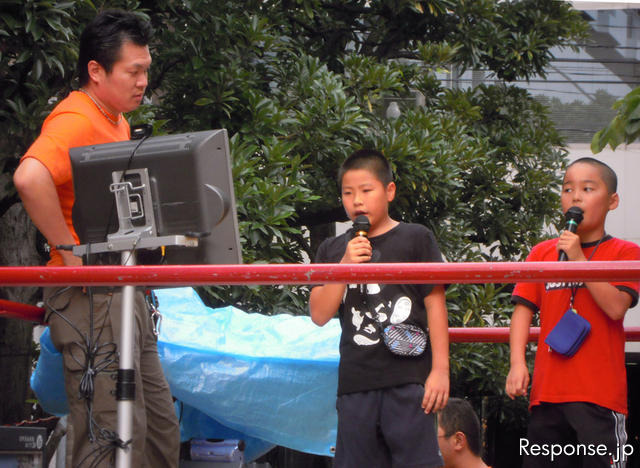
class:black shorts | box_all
[334,383,443,468]
[522,402,628,468]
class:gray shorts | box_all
[334,383,443,468]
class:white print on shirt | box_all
[351,308,364,331]
[349,283,412,347]
[354,334,380,346]
[350,305,379,345]
[390,296,412,323]
[363,323,378,335]
[373,303,388,322]
[366,284,381,294]
[546,281,585,291]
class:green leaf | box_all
[194,97,214,106]
[33,58,42,79]
[16,50,30,64]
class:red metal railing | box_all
[1,261,640,341]
[0,261,639,286]
[0,299,46,323]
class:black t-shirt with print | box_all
[314,222,444,395]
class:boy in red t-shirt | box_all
[506,157,640,467]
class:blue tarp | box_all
[31,287,341,461]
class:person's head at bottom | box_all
[437,397,488,468]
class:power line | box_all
[451,77,639,85]
[569,43,640,50]
[553,57,640,64]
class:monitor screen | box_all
[69,129,242,265]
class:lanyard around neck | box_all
[569,235,605,309]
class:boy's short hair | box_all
[567,157,617,194]
[338,149,393,187]
[77,9,153,87]
[439,398,482,457]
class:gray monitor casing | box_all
[69,129,242,265]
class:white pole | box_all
[116,250,136,468]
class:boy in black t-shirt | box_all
[310,149,449,468]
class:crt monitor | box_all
[69,129,242,265]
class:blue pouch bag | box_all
[544,309,591,357]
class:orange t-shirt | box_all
[21,91,130,265]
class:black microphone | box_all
[352,215,370,294]
[353,215,370,238]
[558,206,584,261]
[352,215,381,262]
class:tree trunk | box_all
[0,196,41,425]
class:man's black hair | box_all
[566,157,617,194]
[439,398,482,457]
[77,9,153,86]
[338,149,393,188]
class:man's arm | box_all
[13,158,81,266]
[422,285,449,414]
[505,303,533,399]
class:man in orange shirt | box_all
[13,10,179,467]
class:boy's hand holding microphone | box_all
[342,215,372,264]
[557,206,584,262]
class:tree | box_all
[0,0,142,425]
[0,0,83,426]
[144,0,586,316]
[1,2,588,460]
[591,85,640,153]
[538,90,618,144]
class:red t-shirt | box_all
[512,236,640,415]
[21,91,130,265]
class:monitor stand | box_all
[115,249,137,468]
[68,168,197,468]
[72,168,199,257]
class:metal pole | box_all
[1,261,640,287]
[116,250,136,468]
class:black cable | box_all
[100,133,151,252]
[45,287,120,467]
